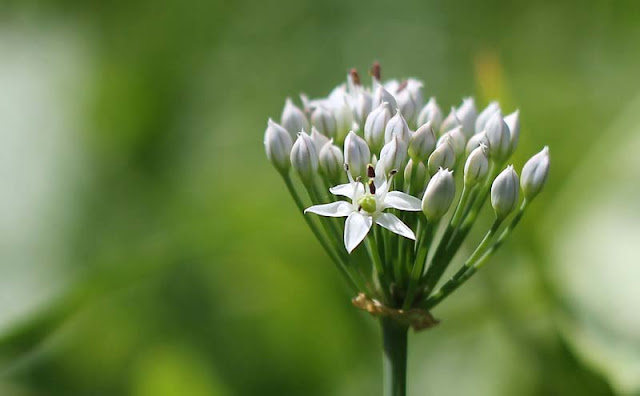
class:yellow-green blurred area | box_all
[1,0,639,395]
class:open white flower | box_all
[304,166,422,253]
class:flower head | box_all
[305,165,421,253]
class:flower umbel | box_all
[264,62,550,320]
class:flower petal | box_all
[344,212,373,253]
[304,201,352,217]
[375,213,416,240]
[330,183,365,199]
[382,191,422,211]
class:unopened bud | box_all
[491,165,520,220]
[417,97,443,131]
[422,168,456,222]
[408,121,436,161]
[281,98,309,136]
[521,146,550,200]
[376,135,407,176]
[310,126,330,152]
[344,131,371,178]
[485,112,511,162]
[439,106,461,136]
[438,126,466,157]
[364,102,391,153]
[475,101,500,134]
[465,132,489,157]
[290,132,318,185]
[384,110,411,145]
[396,79,424,126]
[428,138,456,175]
[264,119,293,174]
[311,106,337,139]
[354,91,373,125]
[504,110,520,155]
[319,141,344,184]
[334,95,355,143]
[456,97,477,139]
[372,85,397,113]
[404,159,428,194]
[464,144,489,187]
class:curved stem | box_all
[381,318,408,396]
[281,174,361,293]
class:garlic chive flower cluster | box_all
[264,63,550,318]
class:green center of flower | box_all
[357,194,377,213]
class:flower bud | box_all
[465,132,489,157]
[427,138,456,175]
[422,168,456,222]
[521,146,550,200]
[485,112,511,162]
[438,126,466,158]
[475,101,500,134]
[417,97,443,131]
[319,141,344,184]
[464,144,489,187]
[372,85,397,113]
[281,98,309,136]
[311,106,337,139]
[396,79,424,126]
[334,95,355,143]
[264,119,293,174]
[310,126,330,152]
[364,102,391,153]
[290,131,318,185]
[439,107,461,136]
[456,97,477,139]
[491,165,520,220]
[376,135,407,176]
[384,110,411,145]
[504,110,520,155]
[344,131,371,178]
[408,121,436,162]
[404,159,428,194]
[354,91,372,125]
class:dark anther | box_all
[349,68,361,86]
[368,179,376,194]
[367,164,375,178]
[370,61,381,81]
[344,163,350,171]
[397,80,408,93]
[389,169,398,176]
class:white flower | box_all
[304,169,421,253]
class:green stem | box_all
[282,174,360,293]
[381,318,408,396]
[423,201,529,309]
[402,220,435,309]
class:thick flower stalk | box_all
[263,62,550,396]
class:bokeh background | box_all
[1,0,639,395]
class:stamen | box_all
[368,179,376,194]
[349,68,361,86]
[389,169,398,176]
[370,61,381,81]
[367,164,375,179]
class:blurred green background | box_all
[1,0,640,395]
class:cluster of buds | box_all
[264,63,550,325]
